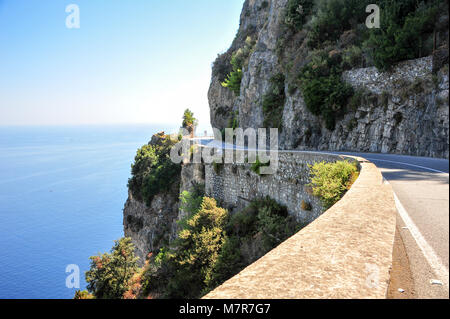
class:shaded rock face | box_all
[208,0,449,159]
[123,162,205,265]
[284,57,449,158]
[208,0,273,130]
[123,184,180,265]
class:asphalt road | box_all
[332,152,449,299]
[198,138,449,298]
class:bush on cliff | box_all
[222,36,256,96]
[284,0,315,31]
[250,156,271,175]
[182,109,198,135]
[307,0,373,48]
[298,53,354,130]
[301,75,353,130]
[128,134,181,205]
[364,0,438,71]
[206,196,300,292]
[84,238,139,299]
[262,73,286,129]
[308,160,359,209]
[139,194,302,299]
[163,197,229,298]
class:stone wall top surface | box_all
[204,156,397,299]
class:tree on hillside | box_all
[182,109,198,137]
[85,237,139,299]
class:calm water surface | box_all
[0,124,177,299]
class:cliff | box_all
[209,0,449,158]
[124,0,449,267]
[123,134,205,264]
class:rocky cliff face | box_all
[123,137,205,265]
[124,0,449,264]
[209,0,449,158]
[123,187,179,264]
[282,56,449,157]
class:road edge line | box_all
[383,178,449,291]
[368,158,449,174]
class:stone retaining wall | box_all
[204,156,397,299]
[205,152,351,224]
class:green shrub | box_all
[308,160,359,209]
[250,156,271,175]
[205,236,243,291]
[85,238,140,299]
[308,0,373,48]
[165,197,229,298]
[128,134,181,205]
[213,160,224,174]
[284,0,314,31]
[262,73,286,129]
[140,196,302,299]
[256,206,298,250]
[74,290,94,299]
[222,68,243,95]
[301,75,353,130]
[182,109,198,133]
[342,45,364,69]
[364,0,439,71]
[222,37,256,95]
[296,49,355,130]
[179,183,205,217]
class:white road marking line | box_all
[385,178,449,291]
[365,158,449,174]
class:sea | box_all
[0,124,181,299]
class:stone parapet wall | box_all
[204,156,397,299]
[205,151,353,224]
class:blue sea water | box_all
[0,124,178,299]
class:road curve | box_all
[331,152,449,299]
[198,138,449,298]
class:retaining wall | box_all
[204,156,397,299]
[205,152,350,224]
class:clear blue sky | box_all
[0,0,245,129]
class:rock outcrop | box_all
[209,0,449,159]
[123,187,179,264]
[123,136,205,265]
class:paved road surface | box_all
[332,152,449,299]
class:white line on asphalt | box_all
[385,178,449,291]
[366,158,449,174]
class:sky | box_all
[0,0,245,130]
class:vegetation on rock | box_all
[250,156,271,175]
[81,238,140,299]
[262,73,286,129]
[284,0,315,32]
[182,109,198,135]
[128,133,181,206]
[308,160,359,209]
[221,36,256,95]
[274,0,446,130]
[91,193,302,299]
[297,51,354,130]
